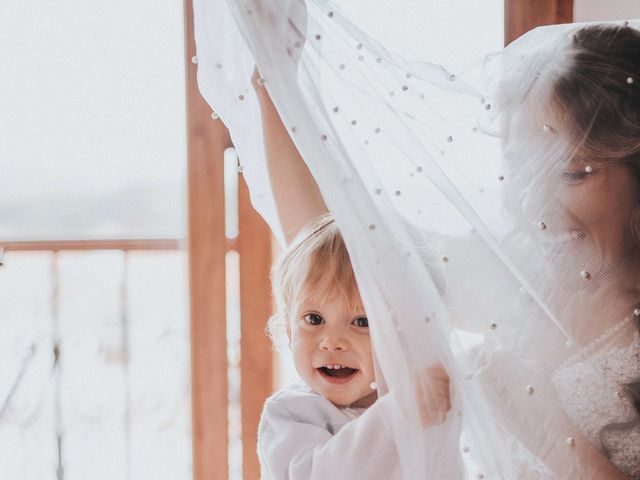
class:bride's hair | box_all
[553,23,640,460]
[499,24,640,236]
[554,24,640,202]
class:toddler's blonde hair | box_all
[269,214,362,348]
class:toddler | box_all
[258,214,449,479]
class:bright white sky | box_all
[1,0,637,241]
[339,0,504,66]
[0,0,503,241]
[0,0,187,240]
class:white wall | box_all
[575,0,640,22]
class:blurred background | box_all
[1,1,190,479]
[0,1,638,479]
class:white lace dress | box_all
[551,318,640,479]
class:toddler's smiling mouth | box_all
[317,365,358,383]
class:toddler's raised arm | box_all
[252,71,328,244]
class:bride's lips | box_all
[534,224,586,245]
[317,366,359,384]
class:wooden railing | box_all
[0,242,191,479]
[1,221,273,480]
[1,239,181,251]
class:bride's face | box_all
[553,160,639,262]
[521,153,639,269]
[508,108,640,269]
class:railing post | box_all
[184,0,233,478]
[238,174,273,480]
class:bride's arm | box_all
[546,439,630,479]
[252,71,328,244]
[477,350,631,479]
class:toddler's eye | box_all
[303,313,324,325]
[353,316,369,328]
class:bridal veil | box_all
[193,1,640,477]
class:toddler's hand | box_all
[251,66,264,93]
[416,363,451,427]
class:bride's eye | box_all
[352,316,369,328]
[303,313,324,325]
[560,170,590,183]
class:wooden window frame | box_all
[183,2,274,480]
[505,0,573,45]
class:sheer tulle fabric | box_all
[193,1,640,477]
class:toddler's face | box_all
[289,292,377,408]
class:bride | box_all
[193,1,639,477]
[469,23,640,478]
